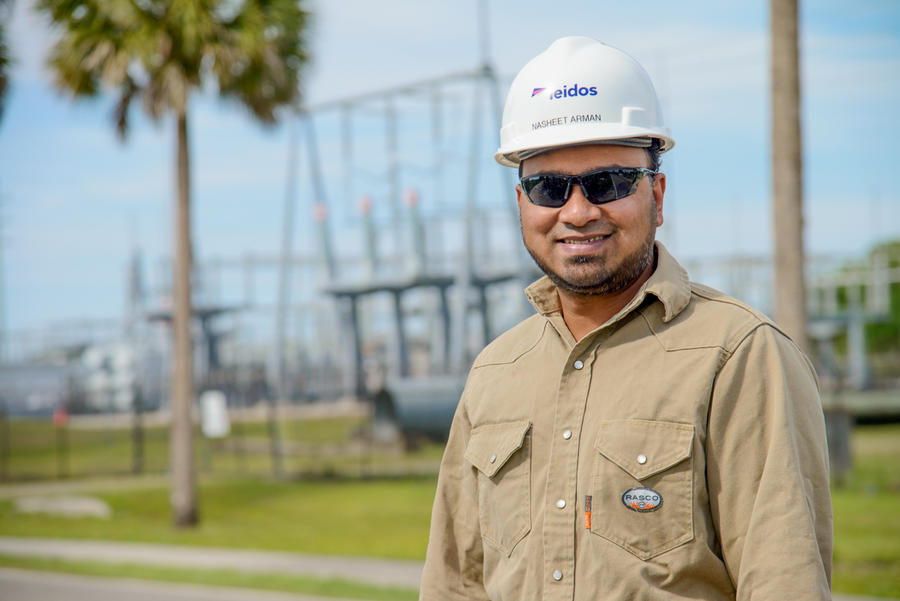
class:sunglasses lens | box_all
[610,170,642,200]
[580,171,616,204]
[523,175,570,207]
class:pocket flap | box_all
[594,419,693,480]
[465,420,531,478]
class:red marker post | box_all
[53,405,69,479]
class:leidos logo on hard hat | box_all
[531,83,598,100]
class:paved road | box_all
[0,567,370,601]
[0,536,423,589]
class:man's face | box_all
[516,144,665,296]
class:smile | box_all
[559,234,610,245]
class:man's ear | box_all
[653,173,666,226]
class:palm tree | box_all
[37,0,310,527]
[770,0,808,354]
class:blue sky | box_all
[2,0,899,334]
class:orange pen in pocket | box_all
[584,495,592,529]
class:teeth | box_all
[563,235,607,244]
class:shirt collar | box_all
[524,241,691,324]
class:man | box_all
[419,37,832,600]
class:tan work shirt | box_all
[420,243,832,600]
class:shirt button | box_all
[552,570,563,581]
[562,429,572,440]
[556,499,566,509]
[573,360,584,370]
[489,454,497,463]
[637,454,647,465]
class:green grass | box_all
[831,423,900,597]
[3,419,171,479]
[833,490,900,596]
[0,415,446,481]
[0,553,419,601]
[0,474,437,560]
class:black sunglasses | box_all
[520,167,657,208]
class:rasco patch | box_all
[621,487,663,512]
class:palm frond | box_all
[0,0,15,123]
[0,21,8,122]
[37,0,311,135]
[113,75,138,139]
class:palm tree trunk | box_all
[171,108,198,527]
[770,0,809,355]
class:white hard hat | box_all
[495,37,674,167]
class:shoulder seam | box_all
[691,284,768,323]
[473,318,549,369]
[690,284,795,344]
[637,309,728,354]
[716,321,765,371]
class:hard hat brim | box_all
[495,126,675,168]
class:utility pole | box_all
[770,0,809,354]
[271,118,301,479]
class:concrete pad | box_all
[14,495,112,519]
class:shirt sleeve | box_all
[419,394,490,601]
[706,324,833,600]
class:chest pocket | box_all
[591,419,694,560]
[465,420,532,556]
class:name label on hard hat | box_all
[532,114,602,132]
[621,487,663,512]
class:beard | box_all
[524,201,658,297]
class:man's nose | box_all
[558,184,602,227]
